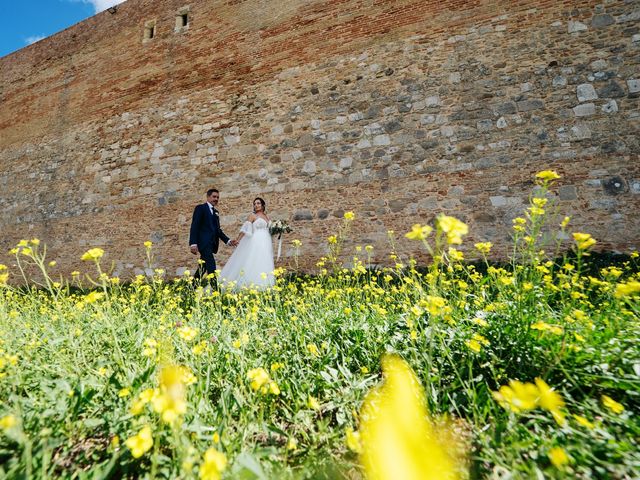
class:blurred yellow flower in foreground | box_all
[614,280,640,298]
[152,365,188,423]
[199,448,227,480]
[358,354,459,480]
[601,395,624,414]
[81,248,105,261]
[405,224,433,241]
[548,447,569,468]
[125,425,153,458]
[493,378,566,425]
[344,211,355,221]
[437,215,468,245]
[0,414,17,431]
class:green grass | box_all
[0,173,639,479]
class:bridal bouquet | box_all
[269,219,292,261]
[269,219,292,238]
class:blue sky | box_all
[0,0,126,58]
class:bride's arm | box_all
[235,214,257,243]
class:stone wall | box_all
[1,0,639,278]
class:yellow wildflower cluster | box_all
[246,367,280,395]
[573,232,596,251]
[493,378,565,425]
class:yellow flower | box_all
[572,414,594,429]
[292,239,302,248]
[466,339,481,353]
[81,248,105,261]
[125,425,153,458]
[344,211,355,221]
[177,326,199,342]
[144,241,153,248]
[437,215,468,245]
[535,170,560,182]
[85,291,104,304]
[118,388,131,398]
[307,343,320,357]
[601,395,624,414]
[535,378,565,425]
[614,280,640,298]
[307,396,321,410]
[572,232,596,250]
[548,447,569,468]
[212,432,220,444]
[405,224,433,241]
[328,235,338,244]
[448,248,464,261]
[346,428,362,454]
[474,242,492,254]
[492,380,539,413]
[152,365,188,423]
[268,381,281,395]
[199,448,227,480]
[247,367,270,392]
[359,354,458,480]
[0,414,17,431]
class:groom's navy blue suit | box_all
[189,203,231,278]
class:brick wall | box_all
[1,0,639,278]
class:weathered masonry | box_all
[1,0,639,278]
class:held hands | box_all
[229,239,239,247]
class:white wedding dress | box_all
[219,217,275,290]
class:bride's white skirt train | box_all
[219,218,275,290]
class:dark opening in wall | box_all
[175,8,190,32]
[143,21,156,41]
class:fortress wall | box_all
[0,0,639,277]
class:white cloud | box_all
[25,35,46,45]
[76,0,127,13]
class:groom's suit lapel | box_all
[209,205,218,230]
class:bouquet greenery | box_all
[269,219,292,238]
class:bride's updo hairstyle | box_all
[253,197,266,213]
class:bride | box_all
[219,197,275,290]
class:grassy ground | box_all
[0,172,638,479]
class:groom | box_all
[189,188,237,281]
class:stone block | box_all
[577,84,598,102]
[568,20,588,33]
[598,81,625,98]
[490,195,507,207]
[591,14,615,29]
[628,79,640,93]
[302,160,316,176]
[516,99,544,112]
[292,209,313,221]
[573,103,596,117]
[373,134,391,146]
[571,124,592,139]
[558,185,577,200]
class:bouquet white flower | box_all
[269,219,292,238]
[269,220,292,262]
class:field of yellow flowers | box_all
[1,172,639,479]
